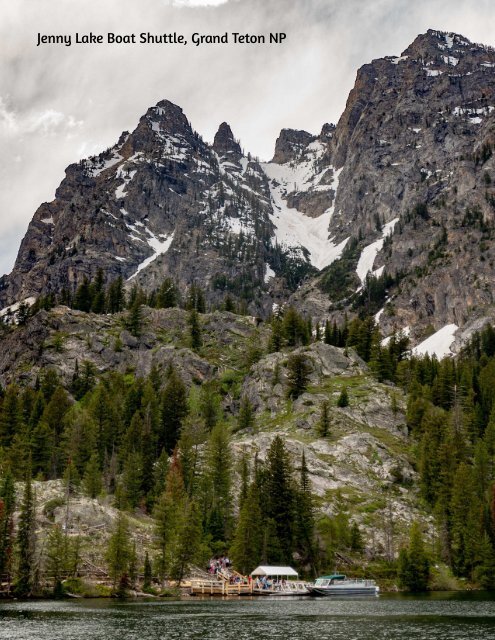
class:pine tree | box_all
[188,309,202,351]
[324,320,332,345]
[337,386,349,408]
[156,278,178,308]
[0,385,21,449]
[15,467,36,596]
[0,471,15,587]
[269,316,284,352]
[128,541,138,589]
[317,400,330,437]
[83,452,103,499]
[106,276,125,313]
[160,369,188,454]
[199,382,220,431]
[126,301,143,338]
[286,353,311,399]
[204,423,233,542]
[90,268,106,313]
[106,513,131,587]
[398,522,430,591]
[474,533,495,589]
[154,451,187,581]
[295,451,316,573]
[170,499,203,585]
[73,277,92,312]
[450,463,480,577]
[45,525,68,595]
[264,436,296,563]
[350,522,364,552]
[143,551,152,591]
[230,482,263,574]
[122,451,144,509]
[237,395,255,432]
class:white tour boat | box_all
[308,573,379,597]
[251,565,309,596]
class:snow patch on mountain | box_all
[127,230,175,280]
[356,218,399,284]
[261,143,330,195]
[84,151,123,177]
[262,161,347,270]
[264,264,275,283]
[412,324,458,358]
[0,296,36,321]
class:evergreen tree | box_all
[230,482,263,574]
[154,451,187,581]
[317,400,330,437]
[264,436,296,563]
[286,354,311,399]
[128,541,138,589]
[160,370,188,454]
[188,309,202,351]
[143,551,152,590]
[106,276,125,313]
[73,277,92,312]
[350,522,364,552]
[15,467,36,596]
[0,385,21,449]
[90,269,106,313]
[156,278,178,308]
[199,382,220,431]
[450,463,480,577]
[269,316,284,352]
[474,533,495,589]
[237,395,255,432]
[295,452,316,573]
[122,451,144,510]
[337,386,349,408]
[170,499,204,585]
[45,525,68,594]
[204,423,233,542]
[398,522,430,591]
[83,452,103,499]
[126,301,143,338]
[106,513,132,587]
[0,470,15,587]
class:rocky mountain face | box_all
[0,305,423,549]
[2,29,495,353]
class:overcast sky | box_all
[1,0,494,276]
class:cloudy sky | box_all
[1,0,494,275]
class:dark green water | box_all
[1,593,495,640]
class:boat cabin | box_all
[250,566,308,595]
[314,574,347,587]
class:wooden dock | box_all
[190,571,253,596]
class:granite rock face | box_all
[2,30,495,349]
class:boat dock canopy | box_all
[250,566,298,577]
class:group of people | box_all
[207,556,231,575]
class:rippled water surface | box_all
[1,592,495,640]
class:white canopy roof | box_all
[251,565,298,577]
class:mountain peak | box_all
[212,122,242,157]
[402,29,473,59]
[271,128,315,164]
[142,99,191,137]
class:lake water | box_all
[1,593,495,640]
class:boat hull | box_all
[308,585,379,597]
[253,589,309,596]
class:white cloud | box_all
[172,0,231,6]
[0,98,83,137]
